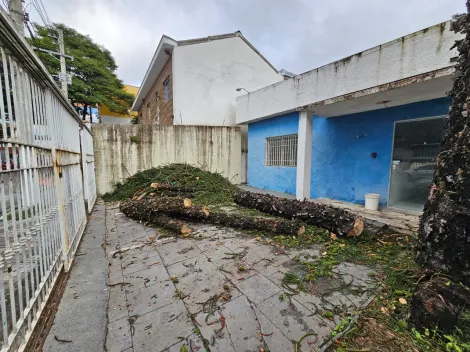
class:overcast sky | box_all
[28,0,465,87]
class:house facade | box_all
[99,84,139,124]
[131,32,283,126]
[236,21,462,213]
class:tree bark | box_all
[206,212,306,237]
[232,190,363,237]
[416,10,470,283]
[121,197,192,214]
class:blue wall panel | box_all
[310,98,450,205]
[247,112,299,194]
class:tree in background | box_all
[30,23,134,120]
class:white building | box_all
[132,31,283,127]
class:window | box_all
[265,134,298,167]
[163,77,171,102]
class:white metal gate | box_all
[0,8,96,351]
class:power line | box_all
[37,0,51,26]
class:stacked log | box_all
[233,190,363,237]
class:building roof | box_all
[131,31,278,111]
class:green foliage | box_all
[332,317,353,337]
[102,163,236,206]
[30,23,134,114]
[129,135,140,144]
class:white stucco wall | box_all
[173,36,283,126]
[237,21,462,123]
[93,125,242,195]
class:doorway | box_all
[388,116,446,213]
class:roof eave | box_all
[132,35,177,111]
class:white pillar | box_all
[296,111,312,200]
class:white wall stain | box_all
[93,125,242,195]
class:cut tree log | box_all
[149,191,194,199]
[120,201,193,235]
[121,197,192,214]
[233,190,363,237]
[206,212,306,237]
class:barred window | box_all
[265,134,298,167]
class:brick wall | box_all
[138,55,173,125]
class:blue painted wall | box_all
[247,98,450,205]
[247,112,299,194]
[310,98,450,205]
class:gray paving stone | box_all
[201,245,237,266]
[256,293,335,349]
[127,280,175,317]
[193,310,235,352]
[123,263,170,292]
[158,240,201,265]
[163,334,207,352]
[218,259,258,282]
[108,286,128,323]
[121,248,161,276]
[167,255,237,314]
[132,300,193,352]
[222,295,264,351]
[242,251,279,277]
[252,305,295,352]
[235,274,281,305]
[106,316,132,352]
[332,262,376,283]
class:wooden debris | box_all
[233,190,363,237]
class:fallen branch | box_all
[233,190,363,237]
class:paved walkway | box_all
[43,203,379,352]
[44,204,108,352]
[103,205,378,352]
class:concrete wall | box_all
[93,125,242,195]
[247,112,299,194]
[237,21,461,124]
[173,36,282,126]
[247,98,450,204]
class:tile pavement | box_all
[103,205,380,352]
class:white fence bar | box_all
[0,7,96,351]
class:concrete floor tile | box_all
[127,280,175,317]
[157,240,201,266]
[132,300,193,352]
[201,245,236,266]
[252,305,295,352]
[218,259,258,282]
[235,274,281,305]
[123,263,170,292]
[163,334,207,352]
[193,310,235,352]
[256,293,334,349]
[121,249,161,276]
[108,286,128,323]
[106,316,132,352]
[167,255,236,314]
[222,295,264,351]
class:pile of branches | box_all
[120,182,307,236]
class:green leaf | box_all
[445,281,451,286]
[425,328,430,336]
[180,345,188,352]
[445,335,455,342]
[456,345,462,352]
[447,342,454,352]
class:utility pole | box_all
[8,0,25,36]
[58,29,68,98]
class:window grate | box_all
[265,134,298,167]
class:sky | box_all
[26,0,466,87]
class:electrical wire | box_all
[31,0,50,28]
[37,0,51,26]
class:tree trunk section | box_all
[233,190,363,237]
[121,197,192,214]
[416,11,470,283]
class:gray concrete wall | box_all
[93,124,242,195]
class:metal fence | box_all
[0,9,96,351]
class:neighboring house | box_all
[237,20,462,214]
[131,31,283,126]
[99,84,139,124]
